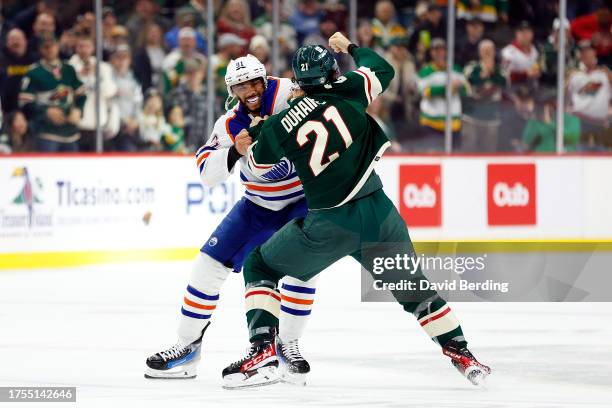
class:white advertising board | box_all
[1,154,610,267]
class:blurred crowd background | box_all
[0,0,610,154]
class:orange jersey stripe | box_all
[244,179,302,192]
[184,297,217,310]
[281,294,314,305]
[225,112,237,142]
[269,77,281,115]
[196,152,210,167]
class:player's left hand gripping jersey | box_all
[195,77,304,211]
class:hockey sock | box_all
[245,281,281,341]
[406,296,466,347]
[177,252,231,344]
[278,276,317,342]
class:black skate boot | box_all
[276,337,310,386]
[442,340,491,386]
[144,324,209,379]
[222,336,280,389]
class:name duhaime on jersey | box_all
[195,77,304,211]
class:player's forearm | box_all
[350,46,395,92]
[197,147,233,187]
[227,145,242,171]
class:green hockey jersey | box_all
[246,47,394,209]
[19,60,86,142]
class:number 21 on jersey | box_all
[296,106,353,176]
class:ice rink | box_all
[1,258,611,408]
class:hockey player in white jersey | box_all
[145,55,317,386]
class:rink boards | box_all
[1,154,612,268]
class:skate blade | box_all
[279,368,307,386]
[144,365,197,379]
[223,366,281,390]
[465,366,490,388]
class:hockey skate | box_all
[144,325,208,379]
[276,337,310,386]
[442,340,491,386]
[222,336,280,389]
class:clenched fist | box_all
[235,129,253,155]
[328,32,351,54]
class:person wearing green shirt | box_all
[463,39,506,151]
[19,33,86,152]
[522,98,580,152]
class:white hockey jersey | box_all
[195,77,304,211]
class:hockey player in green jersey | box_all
[221,32,491,389]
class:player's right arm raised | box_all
[326,32,395,106]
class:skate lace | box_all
[229,345,258,368]
[159,343,188,362]
[281,339,304,362]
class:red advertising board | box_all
[487,163,536,226]
[398,165,441,227]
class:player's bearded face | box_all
[233,78,265,113]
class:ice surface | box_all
[1,258,611,408]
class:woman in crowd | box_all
[133,22,168,93]
[217,0,255,54]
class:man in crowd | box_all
[19,34,86,152]
[164,6,207,52]
[463,39,507,151]
[540,18,578,92]
[304,14,351,72]
[0,28,36,116]
[167,58,211,151]
[455,16,486,67]
[162,27,207,92]
[408,4,446,66]
[289,0,323,44]
[68,34,117,151]
[417,38,467,151]
[371,0,407,49]
[27,12,56,58]
[501,21,540,88]
[457,0,508,24]
[567,41,611,145]
[382,36,418,142]
[109,44,143,152]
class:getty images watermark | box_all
[361,242,612,302]
[370,253,510,294]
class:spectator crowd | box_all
[0,0,610,154]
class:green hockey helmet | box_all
[291,45,339,89]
